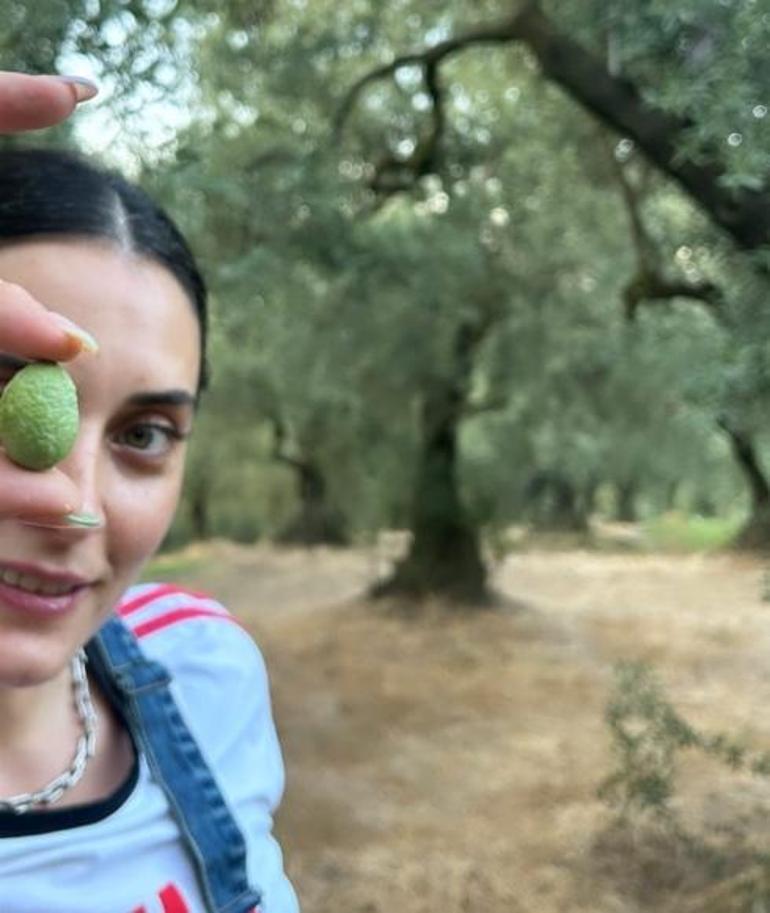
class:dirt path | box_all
[178,544,770,912]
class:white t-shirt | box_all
[0,583,300,913]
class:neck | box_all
[0,663,74,749]
[0,660,135,810]
[0,661,80,800]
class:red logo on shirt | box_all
[131,883,190,913]
[130,883,260,913]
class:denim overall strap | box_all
[87,614,262,913]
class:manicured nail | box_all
[54,75,99,103]
[19,512,103,530]
[50,313,99,353]
[63,512,103,529]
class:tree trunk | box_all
[664,481,680,511]
[524,470,589,531]
[188,471,211,540]
[693,495,717,518]
[615,480,638,523]
[277,458,349,547]
[719,418,770,549]
[373,382,489,606]
[582,478,600,528]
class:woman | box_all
[0,73,299,913]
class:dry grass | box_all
[175,542,770,912]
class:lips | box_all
[0,562,92,616]
[0,567,80,596]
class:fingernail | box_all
[22,512,104,530]
[54,75,99,103]
[50,313,99,353]
[63,512,103,529]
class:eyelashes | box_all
[114,421,190,458]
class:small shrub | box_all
[598,661,770,910]
[599,661,699,822]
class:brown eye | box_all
[116,422,184,457]
[124,426,157,449]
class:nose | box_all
[24,424,105,532]
[62,422,105,522]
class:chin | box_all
[0,636,79,688]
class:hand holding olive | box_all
[0,72,99,523]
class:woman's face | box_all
[0,238,200,686]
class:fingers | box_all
[0,464,80,521]
[0,71,100,361]
[0,280,98,362]
[0,72,98,133]
[0,287,97,521]
[0,71,100,525]
[0,285,97,524]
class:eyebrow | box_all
[0,356,198,409]
[127,390,198,409]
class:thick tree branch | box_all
[622,272,723,322]
[421,59,445,175]
[600,136,725,321]
[334,7,531,135]
[605,142,659,276]
[338,1,770,251]
[367,57,449,195]
[717,415,770,506]
[516,4,769,251]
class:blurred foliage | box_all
[552,0,770,184]
[641,512,743,554]
[601,658,770,815]
[6,0,770,554]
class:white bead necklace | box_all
[0,649,97,815]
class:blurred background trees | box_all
[8,0,769,601]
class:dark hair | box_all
[0,147,208,390]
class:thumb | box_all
[0,72,98,133]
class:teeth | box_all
[0,568,77,596]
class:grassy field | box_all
[146,530,770,912]
[641,513,744,553]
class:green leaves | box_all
[21,0,770,543]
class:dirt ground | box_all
[171,539,770,912]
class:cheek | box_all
[106,473,185,580]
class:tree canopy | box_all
[12,0,770,598]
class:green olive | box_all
[0,362,79,471]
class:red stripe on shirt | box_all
[118,583,184,616]
[118,583,213,618]
[132,607,241,639]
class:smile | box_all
[0,568,83,596]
